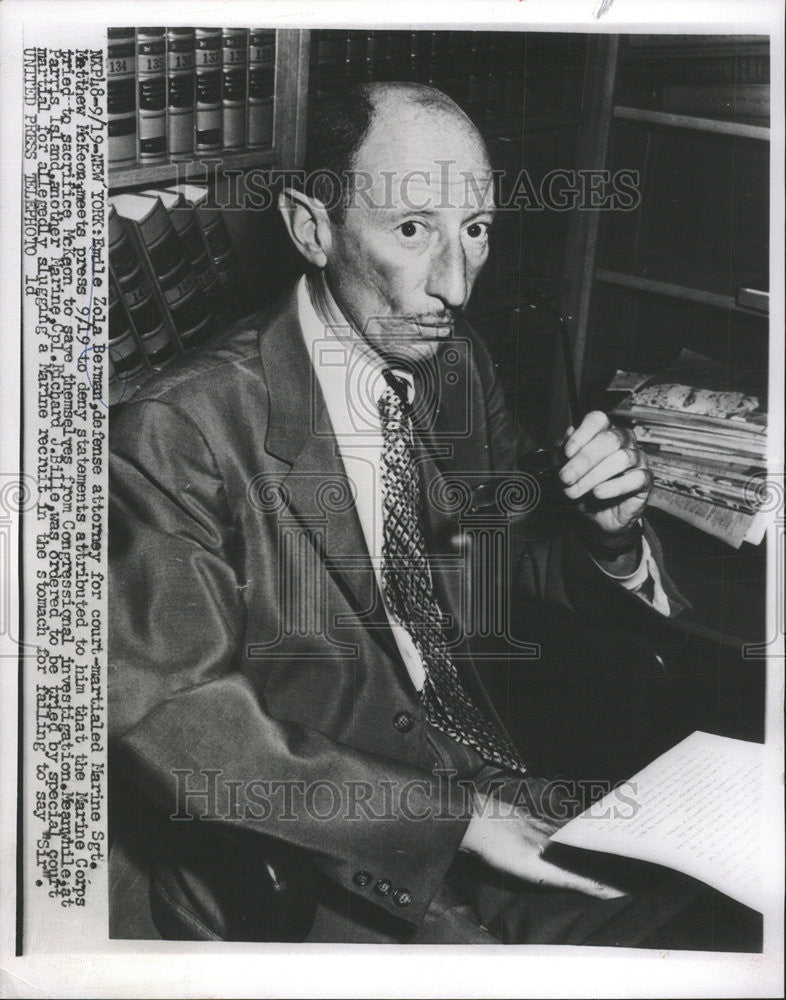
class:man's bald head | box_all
[303,82,488,220]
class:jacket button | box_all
[374,878,393,896]
[393,711,414,733]
[393,888,413,907]
[352,870,372,887]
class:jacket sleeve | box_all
[472,328,690,619]
[109,397,471,928]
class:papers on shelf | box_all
[648,486,770,548]
[608,350,770,546]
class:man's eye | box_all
[398,221,424,238]
[466,222,489,239]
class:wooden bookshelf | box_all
[109,148,280,192]
[561,33,770,657]
[563,36,771,397]
[108,29,310,192]
[613,105,770,141]
[594,268,769,316]
[107,27,311,399]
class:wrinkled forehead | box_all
[350,107,495,215]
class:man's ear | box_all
[278,188,332,268]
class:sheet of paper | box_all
[551,731,765,912]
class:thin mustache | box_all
[395,314,459,326]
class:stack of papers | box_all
[608,352,770,547]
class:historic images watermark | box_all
[169,768,640,824]
[128,163,642,215]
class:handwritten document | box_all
[551,731,765,912]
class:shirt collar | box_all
[296,274,415,414]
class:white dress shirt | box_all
[296,276,669,692]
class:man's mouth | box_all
[417,324,452,337]
[375,315,458,344]
[411,316,456,337]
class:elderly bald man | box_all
[109,82,692,945]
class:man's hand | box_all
[558,411,652,535]
[460,793,625,900]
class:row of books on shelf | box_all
[310,29,585,121]
[107,185,243,404]
[621,40,770,120]
[608,351,770,549]
[108,27,277,168]
[658,83,769,120]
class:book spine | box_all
[222,27,249,150]
[466,35,488,118]
[166,28,196,161]
[128,199,217,350]
[108,270,148,397]
[380,31,409,83]
[136,27,167,163]
[625,54,770,98]
[195,27,223,153]
[484,34,508,116]
[168,291,216,349]
[422,31,442,87]
[108,206,178,368]
[201,215,242,292]
[247,29,276,149]
[674,54,770,84]
[127,292,178,368]
[661,83,770,119]
[364,31,378,84]
[404,32,422,88]
[163,196,222,302]
[107,28,137,166]
[502,34,524,119]
[627,34,768,50]
[188,191,243,316]
[343,31,369,89]
[312,30,345,102]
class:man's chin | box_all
[381,321,456,356]
[382,337,445,364]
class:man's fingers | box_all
[563,411,609,459]
[562,447,637,500]
[560,426,632,486]
[528,857,628,900]
[591,466,652,501]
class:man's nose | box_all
[426,240,468,311]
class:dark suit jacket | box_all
[108,281,682,939]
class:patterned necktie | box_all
[378,370,528,776]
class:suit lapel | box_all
[257,285,405,669]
